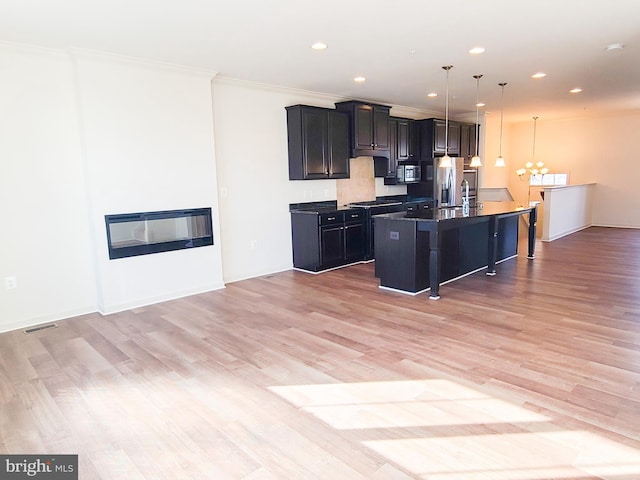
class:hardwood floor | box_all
[1,226,639,479]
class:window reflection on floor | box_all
[270,379,640,480]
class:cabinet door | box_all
[433,120,461,155]
[460,123,477,161]
[448,123,461,155]
[460,123,470,159]
[387,119,398,177]
[434,120,447,153]
[354,104,374,149]
[327,111,350,178]
[373,106,390,150]
[408,120,420,161]
[397,118,410,160]
[320,225,344,269]
[302,108,329,178]
[344,222,365,262]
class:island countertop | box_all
[373,201,538,299]
[374,201,535,223]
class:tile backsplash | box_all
[336,157,376,206]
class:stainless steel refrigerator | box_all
[435,157,465,207]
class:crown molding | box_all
[69,48,217,78]
[213,76,443,119]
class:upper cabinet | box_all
[460,123,480,164]
[286,105,350,180]
[384,117,420,181]
[419,118,461,158]
[335,101,391,158]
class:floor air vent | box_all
[24,323,58,334]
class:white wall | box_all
[211,80,335,283]
[211,78,433,283]
[504,113,640,228]
[542,184,595,241]
[75,52,225,313]
[0,43,225,332]
[0,44,97,333]
[481,113,511,189]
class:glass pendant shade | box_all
[469,155,482,167]
[439,154,453,168]
[495,156,506,167]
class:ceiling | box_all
[2,0,639,123]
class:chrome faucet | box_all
[461,179,470,216]
[461,179,469,205]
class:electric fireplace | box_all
[105,208,213,259]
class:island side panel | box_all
[497,215,519,261]
[374,217,430,293]
[458,221,490,276]
[291,212,321,271]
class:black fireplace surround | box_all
[105,208,213,259]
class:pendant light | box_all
[494,82,507,167]
[517,116,550,178]
[439,65,453,168]
[469,74,483,167]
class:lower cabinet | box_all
[291,209,365,272]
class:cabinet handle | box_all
[350,214,359,218]
[327,217,336,221]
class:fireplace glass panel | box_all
[105,208,213,259]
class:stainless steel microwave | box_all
[396,164,421,184]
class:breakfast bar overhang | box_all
[374,202,537,299]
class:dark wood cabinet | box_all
[286,105,350,180]
[420,118,461,158]
[291,209,365,272]
[335,101,391,159]
[327,110,350,177]
[396,118,410,161]
[460,123,479,163]
[409,120,420,161]
[386,118,399,178]
[384,117,420,182]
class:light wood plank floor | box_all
[1,226,639,479]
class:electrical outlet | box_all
[251,240,258,250]
[4,276,17,289]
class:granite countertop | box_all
[375,201,535,222]
[290,205,361,214]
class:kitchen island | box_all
[374,202,537,299]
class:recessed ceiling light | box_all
[311,42,327,50]
[354,76,366,83]
[476,102,485,107]
[605,43,624,52]
[569,88,583,93]
[532,72,546,79]
[469,47,485,54]
[427,92,438,98]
